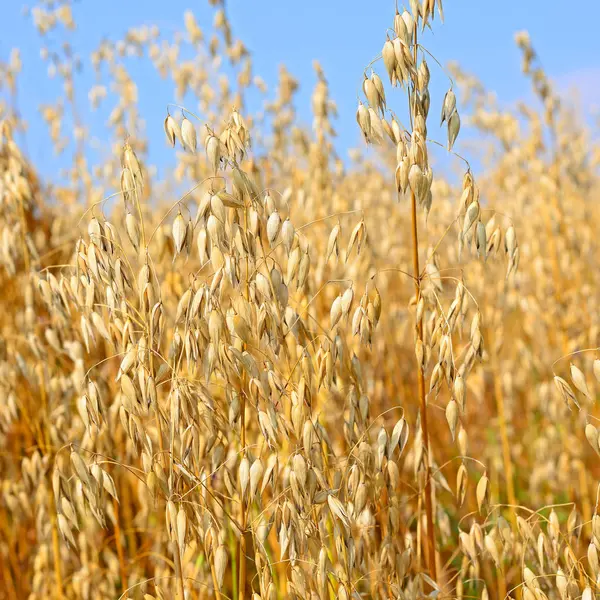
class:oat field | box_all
[1,1,600,599]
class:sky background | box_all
[0,0,598,182]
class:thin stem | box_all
[113,497,128,591]
[551,346,600,371]
[409,185,436,581]
[238,199,251,600]
[409,20,437,582]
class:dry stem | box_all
[410,187,436,581]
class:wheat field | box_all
[1,1,600,599]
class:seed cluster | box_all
[0,1,599,600]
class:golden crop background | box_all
[1,1,600,599]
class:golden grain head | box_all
[0,1,599,599]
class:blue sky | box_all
[1,1,598,182]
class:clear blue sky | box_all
[1,1,599,181]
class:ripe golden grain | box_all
[0,2,599,600]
